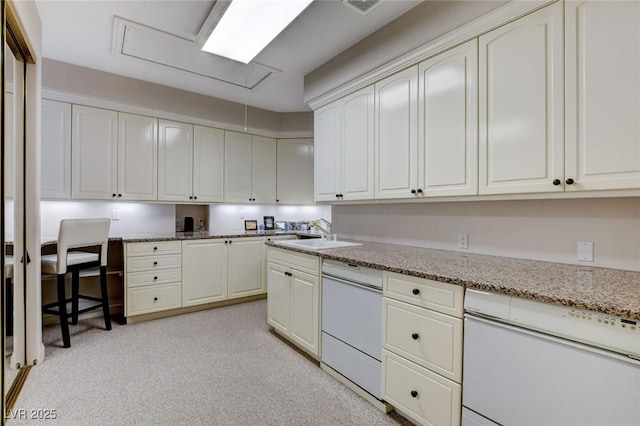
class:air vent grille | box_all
[343,0,381,14]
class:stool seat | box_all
[41,252,99,274]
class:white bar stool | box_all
[41,218,111,348]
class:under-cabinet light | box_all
[202,0,313,64]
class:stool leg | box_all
[71,269,79,325]
[56,274,71,348]
[6,278,12,337]
[100,266,111,331]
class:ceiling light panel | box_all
[202,0,313,64]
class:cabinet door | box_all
[158,120,193,202]
[118,113,158,201]
[251,135,277,203]
[419,39,478,197]
[228,237,265,299]
[224,131,253,203]
[289,269,320,356]
[266,262,290,335]
[565,1,640,191]
[314,100,341,201]
[71,105,118,199]
[479,2,564,195]
[342,85,375,200]
[375,66,419,199]
[181,240,227,307]
[276,138,314,204]
[41,100,71,199]
[193,125,224,202]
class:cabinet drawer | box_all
[267,247,320,276]
[383,297,462,382]
[384,271,463,317]
[126,241,181,257]
[383,349,461,426]
[126,254,182,273]
[127,283,181,316]
[126,269,181,288]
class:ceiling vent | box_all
[343,0,381,14]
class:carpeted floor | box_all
[11,300,409,425]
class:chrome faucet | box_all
[309,218,332,239]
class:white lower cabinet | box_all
[382,271,464,426]
[182,237,267,307]
[125,241,182,317]
[266,247,321,357]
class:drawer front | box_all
[267,246,320,275]
[383,297,463,382]
[384,271,464,317]
[126,269,181,288]
[126,241,182,257]
[383,349,461,426]
[126,254,182,273]
[127,283,181,316]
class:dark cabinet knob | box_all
[339,194,344,198]
[276,199,279,203]
[118,194,122,197]
[189,196,193,200]
[412,333,419,340]
[229,240,232,244]
[153,276,158,280]
[412,288,420,295]
[335,194,340,198]
[411,189,417,194]
[153,247,158,251]
[153,297,158,301]
[153,261,158,266]
[194,196,197,200]
[417,188,423,194]
[410,390,418,398]
[553,179,561,185]
[566,178,574,185]
[112,193,116,197]
[284,271,293,277]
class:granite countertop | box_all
[266,240,640,321]
[119,230,322,243]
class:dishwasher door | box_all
[463,315,640,426]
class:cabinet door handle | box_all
[189,196,193,200]
[412,288,420,295]
[153,247,158,251]
[153,276,158,280]
[229,240,232,244]
[566,178,574,185]
[411,333,419,340]
[194,196,197,200]
[118,194,122,197]
[417,188,423,194]
[153,297,158,302]
[153,261,158,266]
[112,193,116,198]
[411,189,416,194]
[276,199,279,203]
[335,194,340,198]
[284,271,293,277]
[410,390,418,398]
[553,179,561,186]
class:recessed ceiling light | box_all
[202,0,313,64]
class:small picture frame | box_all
[244,220,258,231]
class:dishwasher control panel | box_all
[466,289,640,358]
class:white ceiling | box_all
[36,0,423,112]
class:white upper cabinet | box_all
[418,39,478,197]
[193,125,225,203]
[375,66,419,199]
[118,112,158,201]
[224,131,277,203]
[158,120,193,202]
[41,99,71,199]
[314,101,341,201]
[251,135,277,203]
[565,0,640,191]
[71,105,119,199]
[478,2,564,195]
[342,85,375,200]
[276,138,314,205]
[224,131,253,203]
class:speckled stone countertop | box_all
[266,240,640,321]
[120,230,321,243]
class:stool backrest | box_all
[57,218,111,273]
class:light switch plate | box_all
[111,209,120,221]
[577,241,593,262]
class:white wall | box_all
[332,198,640,272]
[209,204,331,233]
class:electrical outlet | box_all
[239,209,245,220]
[111,210,120,221]
[577,241,594,262]
[458,233,468,249]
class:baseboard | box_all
[5,365,31,415]
[320,363,394,414]
[125,294,267,324]
[42,303,123,326]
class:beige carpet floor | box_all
[11,300,409,425]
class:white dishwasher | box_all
[321,259,383,399]
[463,289,640,426]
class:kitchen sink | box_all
[277,239,362,250]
